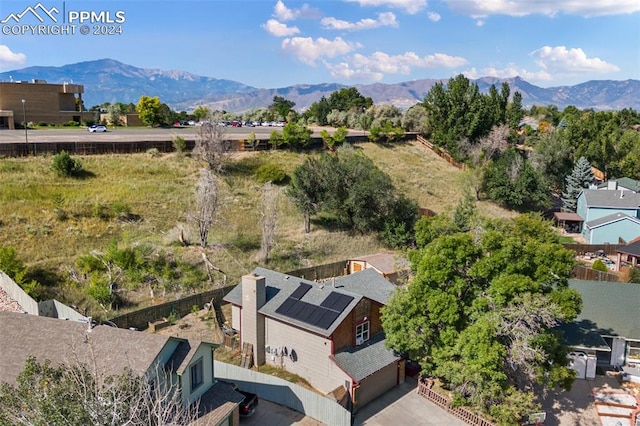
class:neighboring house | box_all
[347,252,410,285]
[562,280,640,375]
[223,267,404,410]
[575,189,640,244]
[598,178,640,193]
[0,311,243,426]
[616,237,640,270]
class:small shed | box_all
[347,253,409,285]
[554,212,584,234]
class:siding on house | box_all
[264,317,350,394]
[180,344,215,406]
[585,215,640,244]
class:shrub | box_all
[255,163,287,184]
[172,136,187,153]
[37,121,48,127]
[592,259,608,272]
[146,148,160,157]
[51,151,83,177]
[63,120,80,127]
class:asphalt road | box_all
[0,125,364,144]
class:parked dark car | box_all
[218,380,258,416]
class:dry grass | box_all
[357,141,517,219]
[0,141,513,314]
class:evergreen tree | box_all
[561,157,594,212]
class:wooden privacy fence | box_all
[109,285,235,330]
[417,379,494,426]
[563,243,626,256]
[416,135,466,170]
[572,265,620,282]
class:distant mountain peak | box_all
[0,59,637,111]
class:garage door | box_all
[355,362,398,408]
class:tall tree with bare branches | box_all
[193,168,219,248]
[193,120,232,174]
[256,182,278,264]
[0,357,200,426]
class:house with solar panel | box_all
[223,267,405,410]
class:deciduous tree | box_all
[0,357,200,426]
[382,215,579,424]
[136,95,162,127]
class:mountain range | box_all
[1,58,638,112]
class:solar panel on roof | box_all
[306,307,327,327]
[316,310,340,329]
[296,305,318,323]
[290,283,312,300]
[275,298,297,316]
[320,292,354,313]
[288,300,307,318]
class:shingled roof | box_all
[580,189,640,209]
[331,333,400,382]
[0,311,176,386]
[223,267,396,337]
[567,279,640,341]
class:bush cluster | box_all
[51,151,83,177]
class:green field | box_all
[0,141,515,314]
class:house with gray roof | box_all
[223,267,404,410]
[598,178,640,193]
[576,189,640,243]
[616,238,640,271]
[562,280,640,372]
[0,311,243,426]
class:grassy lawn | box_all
[0,141,515,315]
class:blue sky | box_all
[0,0,638,88]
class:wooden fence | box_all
[416,135,466,170]
[109,285,235,330]
[417,379,494,426]
[563,243,625,256]
[572,265,620,282]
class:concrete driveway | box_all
[539,375,623,426]
[239,398,324,426]
[355,376,467,426]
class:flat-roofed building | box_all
[0,80,93,129]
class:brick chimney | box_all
[241,274,266,366]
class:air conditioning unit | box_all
[356,337,364,345]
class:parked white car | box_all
[87,125,107,133]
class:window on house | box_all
[355,321,370,345]
[190,358,204,392]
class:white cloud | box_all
[326,50,468,82]
[444,0,640,17]
[531,46,620,74]
[321,12,398,31]
[463,66,552,82]
[281,36,359,65]
[427,12,441,22]
[273,0,320,21]
[344,0,428,15]
[0,45,26,69]
[326,61,385,82]
[262,19,300,37]
[475,19,485,26]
